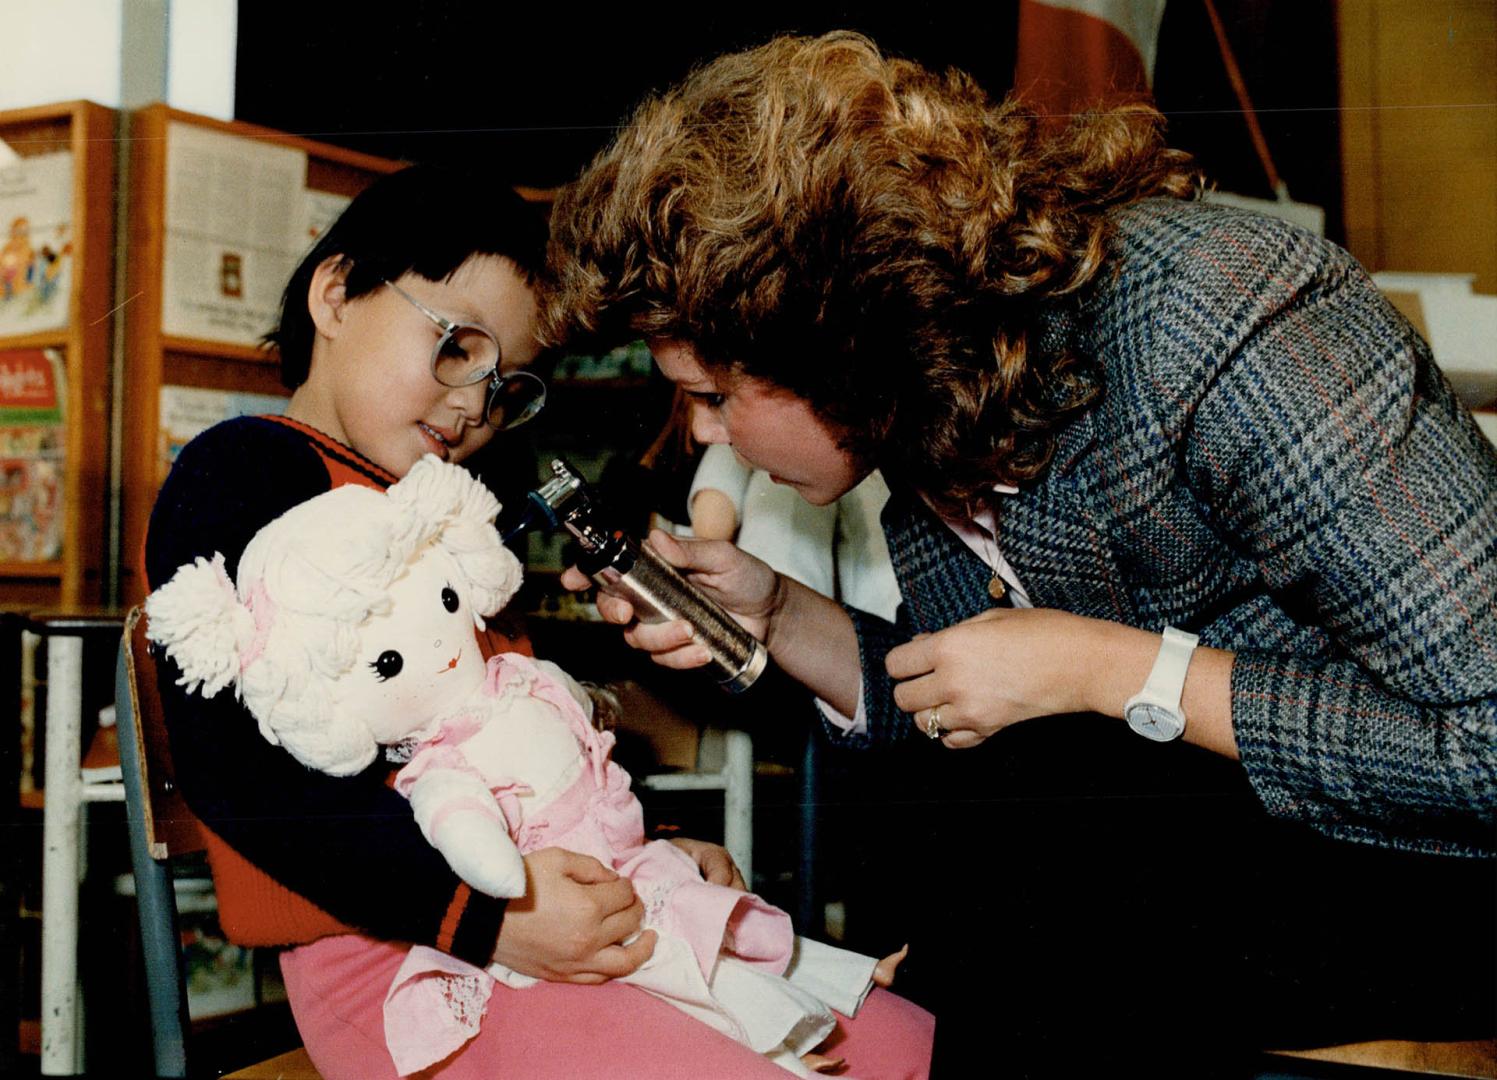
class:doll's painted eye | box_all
[441,585,460,614]
[370,650,404,681]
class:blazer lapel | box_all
[1000,407,1134,623]
[880,489,1000,633]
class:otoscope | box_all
[500,459,769,693]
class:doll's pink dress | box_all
[381,654,878,1077]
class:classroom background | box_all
[1,2,1493,1077]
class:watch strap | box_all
[1141,626,1199,709]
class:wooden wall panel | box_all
[1340,0,1497,292]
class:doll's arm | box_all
[405,766,526,899]
[687,443,752,540]
[689,488,740,541]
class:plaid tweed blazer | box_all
[841,198,1497,857]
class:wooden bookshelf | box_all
[118,105,401,604]
[0,101,117,608]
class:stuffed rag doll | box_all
[145,455,895,1077]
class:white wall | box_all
[0,0,125,110]
[0,0,236,118]
[168,0,237,119]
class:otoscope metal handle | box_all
[584,535,768,693]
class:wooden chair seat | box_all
[1267,1038,1497,1078]
[224,1046,323,1079]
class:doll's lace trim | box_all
[440,973,491,1035]
[384,714,446,764]
[385,738,418,764]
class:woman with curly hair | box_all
[546,31,1496,1073]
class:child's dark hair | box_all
[268,165,548,389]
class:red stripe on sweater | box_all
[437,883,474,955]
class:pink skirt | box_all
[281,932,934,1079]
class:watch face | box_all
[1126,702,1185,742]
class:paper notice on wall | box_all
[159,384,290,482]
[162,122,308,345]
[0,151,74,337]
[296,188,351,257]
[0,348,66,562]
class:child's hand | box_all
[669,837,747,891]
[491,847,657,983]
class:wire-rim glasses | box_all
[383,279,546,430]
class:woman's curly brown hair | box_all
[542,31,1199,515]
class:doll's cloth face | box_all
[336,541,489,744]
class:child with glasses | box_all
[144,165,932,1079]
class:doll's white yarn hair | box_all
[145,455,523,777]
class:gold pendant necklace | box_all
[972,497,1008,604]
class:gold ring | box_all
[924,706,946,740]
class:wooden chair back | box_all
[119,605,207,858]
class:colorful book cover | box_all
[0,347,65,562]
[0,151,74,337]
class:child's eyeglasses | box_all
[383,279,546,430]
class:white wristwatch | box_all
[1123,626,1199,742]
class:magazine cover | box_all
[0,347,65,562]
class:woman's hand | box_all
[888,607,1241,757]
[559,529,781,670]
[885,607,1118,747]
[490,847,657,983]
[669,837,748,891]
[561,529,864,715]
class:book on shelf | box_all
[0,150,74,338]
[0,346,65,562]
